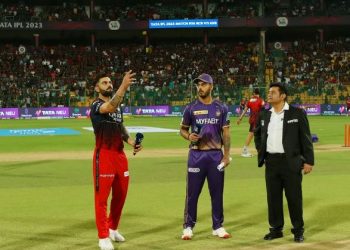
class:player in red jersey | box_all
[90,71,143,250]
[237,88,265,157]
[346,96,350,116]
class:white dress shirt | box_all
[267,102,289,153]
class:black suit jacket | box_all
[254,105,314,172]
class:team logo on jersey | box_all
[193,110,208,115]
[124,171,129,177]
[216,110,221,117]
[109,109,122,122]
[196,118,219,125]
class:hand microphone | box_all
[133,132,144,155]
[191,125,202,149]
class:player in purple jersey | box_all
[179,73,231,240]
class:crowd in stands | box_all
[1,0,349,22]
[1,37,349,108]
[269,38,350,98]
[0,42,259,107]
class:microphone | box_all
[191,125,202,149]
[133,132,144,155]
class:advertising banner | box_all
[170,106,185,116]
[20,107,69,118]
[69,107,91,118]
[122,105,132,115]
[321,104,347,115]
[132,106,170,116]
[149,19,218,29]
[294,104,321,115]
[0,108,19,119]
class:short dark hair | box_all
[94,73,110,86]
[254,88,260,95]
[269,82,288,96]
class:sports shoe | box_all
[241,152,253,157]
[98,238,114,250]
[241,147,253,157]
[181,227,193,240]
[212,227,231,239]
[109,229,125,242]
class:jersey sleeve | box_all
[181,104,191,127]
[222,104,230,128]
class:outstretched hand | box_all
[121,70,136,90]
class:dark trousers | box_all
[265,153,304,235]
[184,149,224,230]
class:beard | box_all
[100,89,113,97]
[198,89,211,98]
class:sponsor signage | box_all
[294,104,321,115]
[20,107,69,118]
[0,108,19,119]
[171,106,185,116]
[133,106,170,116]
[321,104,347,115]
[276,17,289,27]
[0,128,80,136]
[122,106,132,115]
[0,21,43,29]
[149,19,218,29]
[69,107,91,118]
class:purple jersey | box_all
[181,100,230,150]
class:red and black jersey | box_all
[90,98,125,152]
[247,95,265,125]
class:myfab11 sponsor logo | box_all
[196,118,219,125]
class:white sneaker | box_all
[109,229,125,242]
[241,152,253,157]
[98,238,114,250]
[241,149,253,157]
[181,227,193,240]
[213,227,231,238]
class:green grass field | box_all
[0,116,349,250]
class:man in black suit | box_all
[254,83,314,243]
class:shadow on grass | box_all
[0,219,96,250]
[0,160,56,171]
[307,203,350,237]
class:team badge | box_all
[193,110,208,115]
[216,110,221,117]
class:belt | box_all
[267,152,286,157]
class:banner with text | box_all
[320,104,348,115]
[20,107,70,118]
[0,108,19,119]
[132,106,170,116]
[293,104,321,115]
[69,107,91,118]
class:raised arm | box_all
[99,70,136,114]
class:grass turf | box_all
[0,116,349,249]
